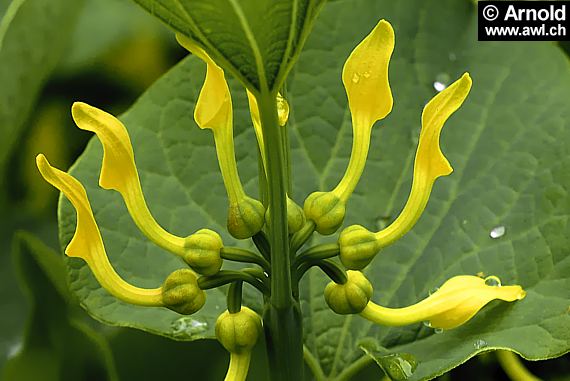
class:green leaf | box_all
[131,0,324,91]
[1,233,117,381]
[58,0,570,379]
[0,0,83,190]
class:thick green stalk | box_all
[257,90,304,381]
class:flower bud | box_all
[215,307,262,354]
[324,270,373,314]
[287,198,305,233]
[339,225,380,270]
[183,229,223,275]
[162,269,206,315]
[267,198,306,234]
[227,196,265,239]
[303,191,346,235]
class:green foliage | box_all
[131,0,325,92]
[58,0,570,380]
[0,0,83,191]
[1,233,116,381]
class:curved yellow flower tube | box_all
[224,353,251,381]
[177,34,245,203]
[303,20,394,235]
[360,275,525,330]
[177,34,265,239]
[375,72,472,247]
[333,19,394,202]
[246,89,290,169]
[36,154,163,306]
[71,102,186,257]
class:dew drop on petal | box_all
[423,321,432,328]
[474,339,488,350]
[484,275,502,287]
[352,72,361,84]
[434,328,444,334]
[490,225,506,239]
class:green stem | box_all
[258,90,304,381]
[496,350,541,381]
[221,247,270,272]
[198,270,268,295]
[303,346,326,381]
[334,355,374,381]
[227,281,243,314]
[294,243,340,267]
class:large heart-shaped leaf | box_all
[131,0,324,91]
[59,0,570,379]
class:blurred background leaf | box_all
[1,232,117,381]
[0,0,84,197]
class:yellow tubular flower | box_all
[359,275,525,330]
[375,73,473,248]
[333,19,394,202]
[303,20,394,235]
[247,90,305,233]
[177,34,265,239]
[246,89,290,171]
[71,102,186,257]
[224,353,252,381]
[36,154,163,306]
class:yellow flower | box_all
[333,19,394,202]
[36,154,163,306]
[177,34,265,239]
[303,20,394,234]
[360,275,526,330]
[339,72,472,268]
[374,72,472,248]
[71,102,186,256]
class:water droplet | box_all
[263,271,270,278]
[474,339,488,349]
[434,328,444,334]
[448,52,457,61]
[489,225,506,239]
[352,72,361,84]
[423,321,432,328]
[433,73,450,92]
[378,353,418,381]
[484,275,502,287]
[363,71,371,78]
[276,93,290,126]
[171,317,209,338]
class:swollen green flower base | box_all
[37,19,525,381]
